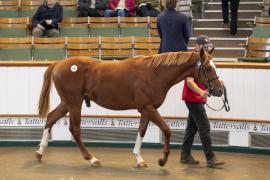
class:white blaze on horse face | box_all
[71,65,78,72]
[133,133,144,164]
[210,60,216,70]
[197,60,202,68]
[36,128,49,154]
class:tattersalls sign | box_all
[0,116,270,134]
[211,121,250,131]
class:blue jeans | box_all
[104,9,130,17]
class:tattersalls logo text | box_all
[212,121,249,131]
[0,118,14,125]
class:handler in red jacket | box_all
[180,35,225,168]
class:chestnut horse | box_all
[35,48,223,167]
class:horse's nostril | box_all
[218,90,223,96]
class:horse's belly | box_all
[89,91,136,110]
[93,100,136,110]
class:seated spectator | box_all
[104,0,135,17]
[32,0,63,37]
[78,0,108,17]
[136,0,160,17]
[96,0,109,16]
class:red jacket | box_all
[182,79,207,103]
[109,0,135,16]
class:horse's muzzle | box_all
[210,88,223,97]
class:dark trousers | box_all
[222,0,240,33]
[136,5,160,17]
[181,102,215,160]
[78,7,102,17]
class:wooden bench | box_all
[255,16,270,27]
[238,37,270,62]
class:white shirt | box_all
[117,0,125,9]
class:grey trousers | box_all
[33,27,59,37]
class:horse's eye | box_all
[207,67,212,72]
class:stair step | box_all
[209,49,244,58]
[193,28,252,37]
[193,19,254,28]
[188,47,245,58]
[212,58,237,62]
[204,2,263,10]
[203,10,262,19]
[188,37,246,47]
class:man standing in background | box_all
[157,0,190,53]
[221,0,240,36]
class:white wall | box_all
[0,66,269,146]
[0,66,269,121]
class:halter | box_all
[197,59,219,93]
[197,59,230,112]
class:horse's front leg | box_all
[35,102,68,161]
[69,106,101,167]
[142,106,171,167]
[133,115,149,168]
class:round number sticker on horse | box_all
[71,65,78,72]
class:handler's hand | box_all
[200,90,209,98]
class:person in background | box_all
[180,35,225,168]
[157,0,190,53]
[221,0,240,35]
[104,0,135,17]
[136,0,160,17]
[32,0,63,37]
[78,0,106,17]
[95,0,109,16]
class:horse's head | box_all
[193,47,224,97]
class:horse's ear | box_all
[209,46,215,54]
[200,47,204,58]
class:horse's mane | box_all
[135,52,195,68]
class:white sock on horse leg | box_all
[90,157,99,164]
[133,133,144,163]
[37,128,50,154]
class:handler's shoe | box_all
[180,154,199,165]
[207,157,225,168]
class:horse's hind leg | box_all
[35,102,68,161]
[133,114,149,168]
[141,105,171,167]
[69,106,101,167]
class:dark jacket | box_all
[79,0,109,10]
[32,2,63,29]
[157,9,190,53]
[96,0,109,10]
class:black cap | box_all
[195,35,212,46]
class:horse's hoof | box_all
[158,158,166,167]
[137,161,148,168]
[35,151,42,161]
[92,160,101,167]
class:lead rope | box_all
[206,85,230,112]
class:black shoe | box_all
[207,158,225,168]
[230,31,237,36]
[180,155,199,165]
[230,27,237,35]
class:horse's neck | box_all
[155,58,196,89]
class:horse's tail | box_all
[38,63,56,118]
